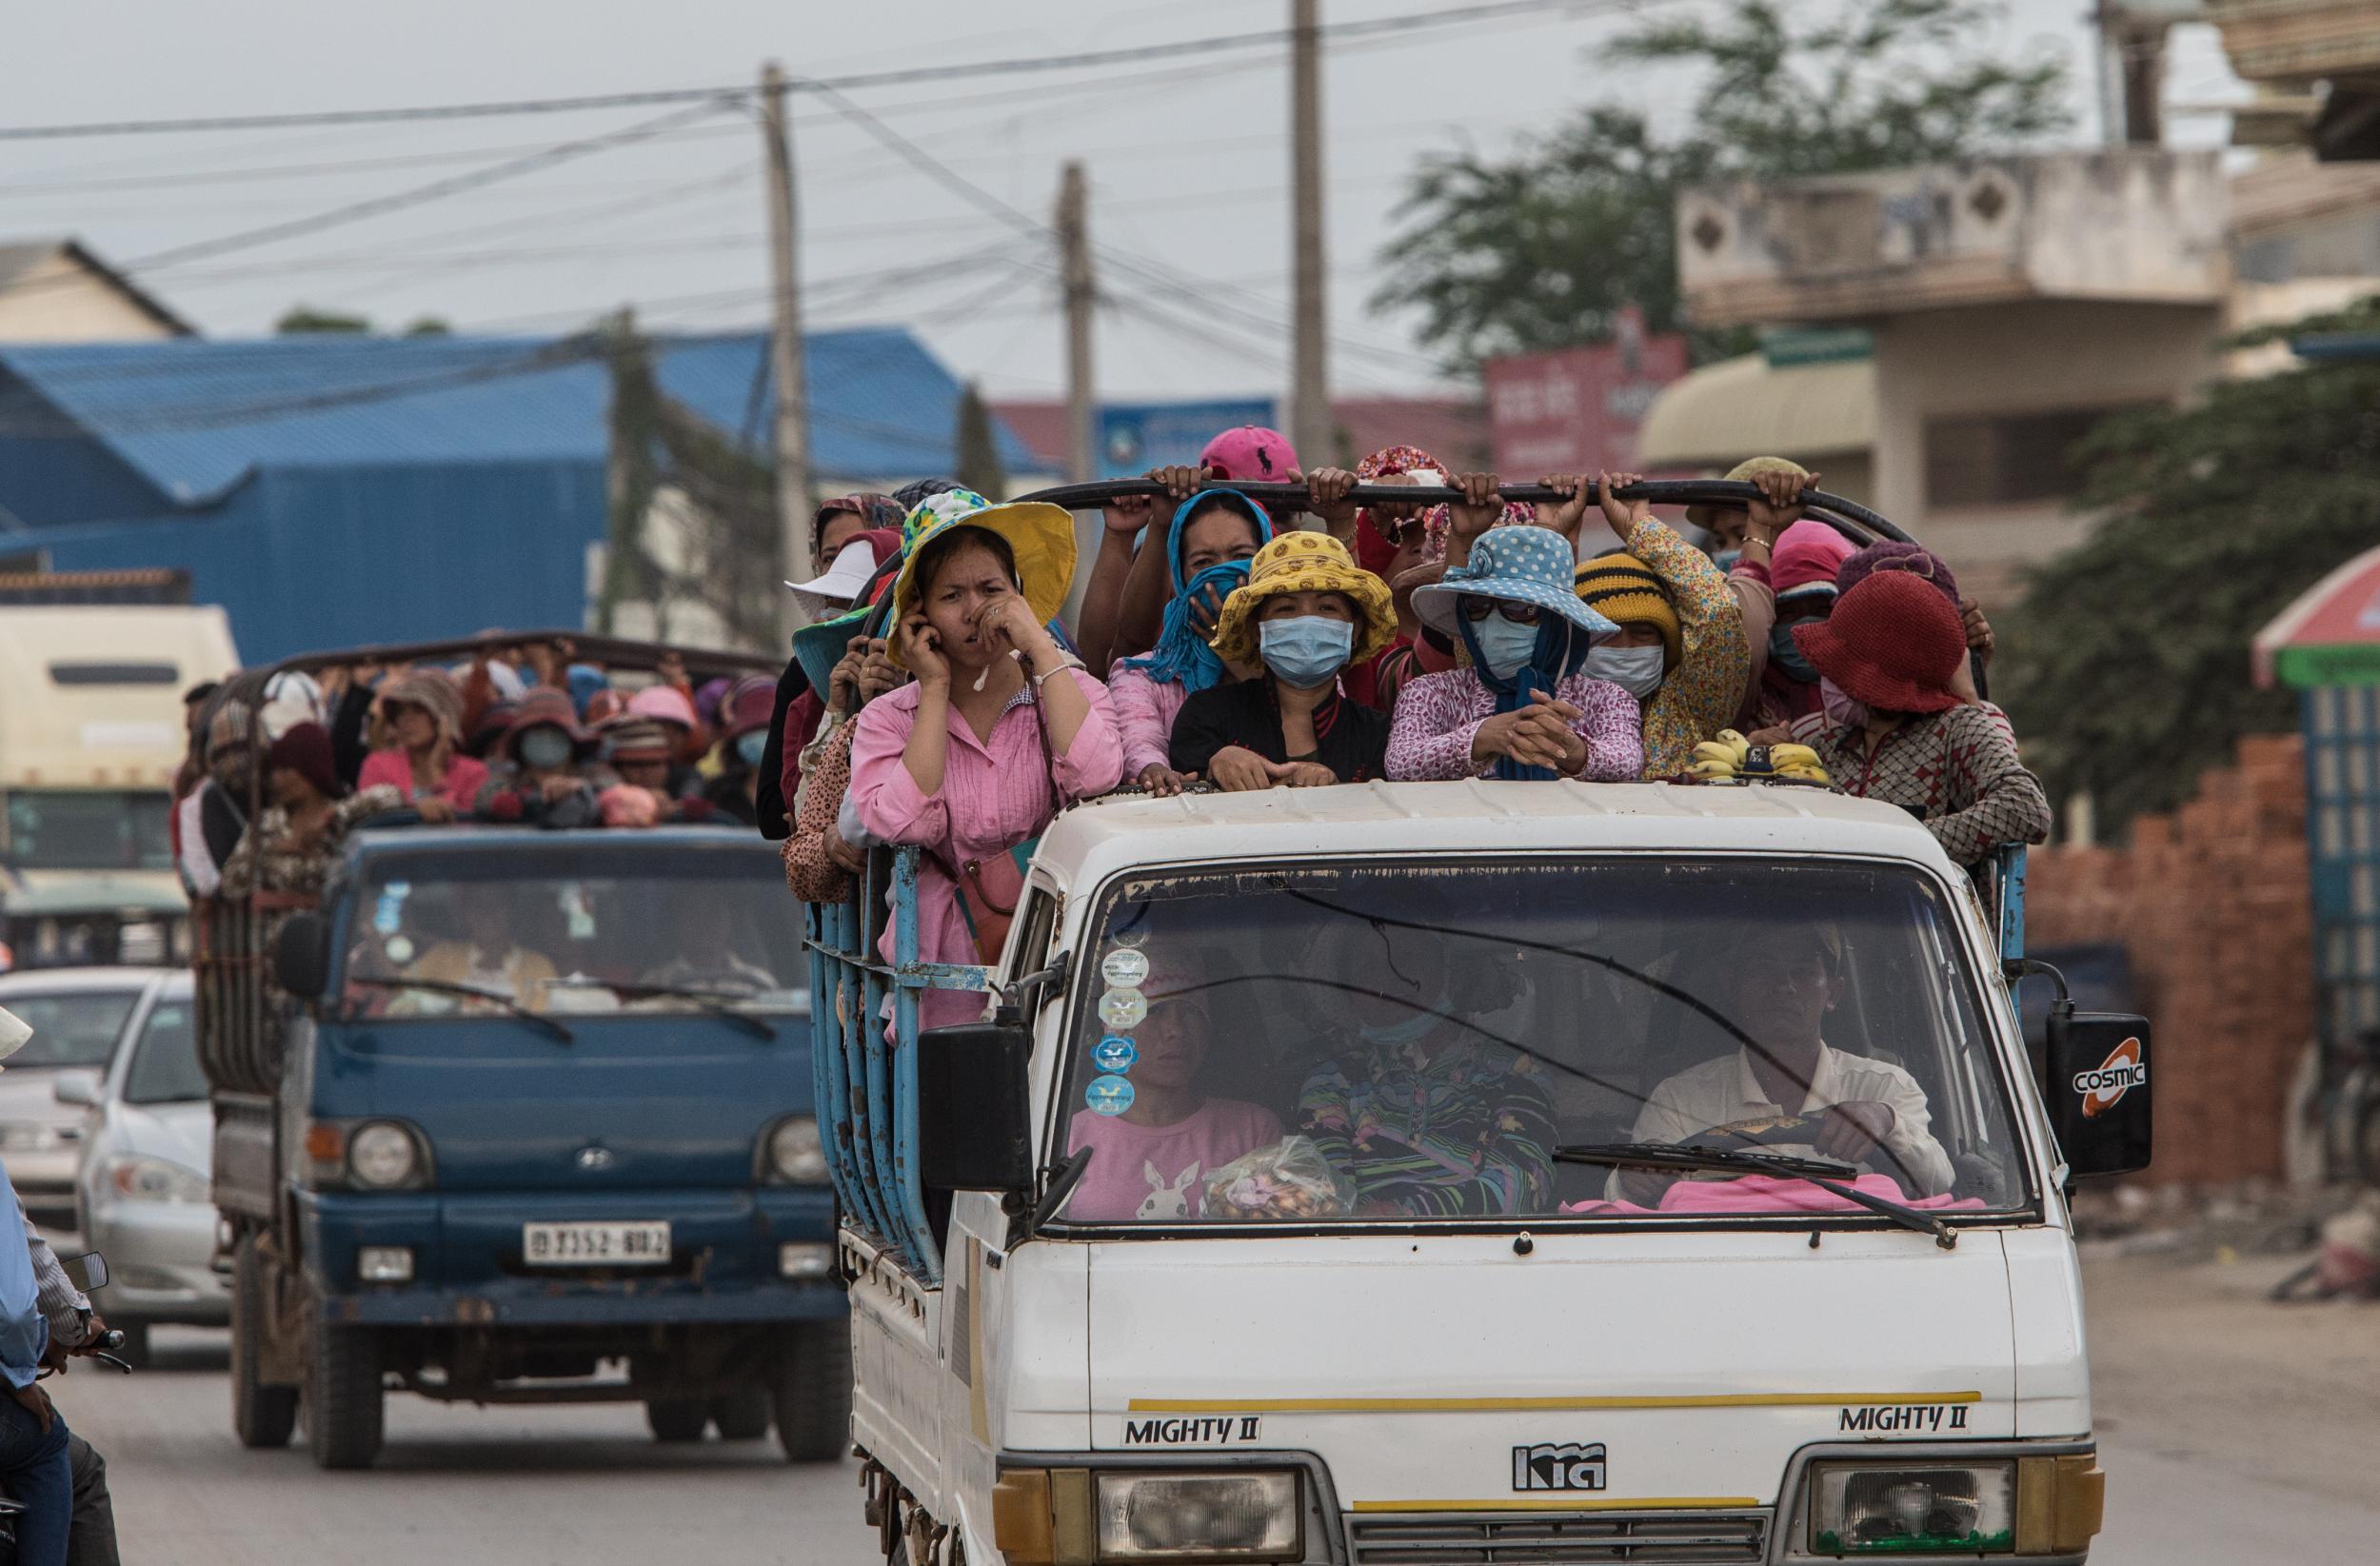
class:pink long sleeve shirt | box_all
[1384,668,1643,783]
[357,748,490,813]
[849,669,1125,1028]
[1104,664,1192,780]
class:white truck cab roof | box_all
[1038,780,1964,892]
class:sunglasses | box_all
[1460,598,1541,625]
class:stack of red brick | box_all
[2025,734,2312,1188]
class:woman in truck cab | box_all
[1297,919,1557,1218]
[1615,922,1955,1204]
[358,668,486,823]
[1387,496,1640,783]
[402,891,561,1012]
[1169,532,1398,790]
[1063,961,1284,1222]
[848,491,1122,1027]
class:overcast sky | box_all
[0,0,2250,403]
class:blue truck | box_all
[195,637,847,1470]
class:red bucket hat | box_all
[1792,572,1965,716]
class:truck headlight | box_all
[107,1156,208,1204]
[347,1122,424,1190]
[1093,1471,1301,1562]
[1809,1460,2016,1555]
[763,1117,830,1184]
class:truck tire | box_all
[305,1319,386,1470]
[772,1318,853,1464]
[645,1399,708,1442]
[231,1236,297,1450]
[710,1386,772,1440]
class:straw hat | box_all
[1207,531,1398,668]
[885,488,1079,670]
[1687,455,1812,532]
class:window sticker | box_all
[1100,947,1150,989]
[1097,988,1148,1030]
[1084,1074,1135,1117]
[1092,1036,1138,1074]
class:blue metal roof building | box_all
[0,328,1028,662]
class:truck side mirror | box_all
[273,912,333,1001]
[2044,1006,2152,1179]
[917,1020,1034,1196]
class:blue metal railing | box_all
[804,845,993,1284]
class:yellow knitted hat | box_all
[1574,553,1681,669]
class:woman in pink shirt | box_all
[1063,986,1282,1222]
[356,668,487,823]
[848,494,1124,1029]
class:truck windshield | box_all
[1053,858,2027,1227]
[335,845,805,1021]
[3,790,173,872]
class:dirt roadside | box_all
[2084,1245,2380,1513]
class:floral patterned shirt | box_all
[1383,668,1642,783]
[1298,1038,1556,1217]
[1618,518,1750,778]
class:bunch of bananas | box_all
[1688,730,1832,786]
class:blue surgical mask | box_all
[1713,547,1742,573]
[518,727,573,770]
[1770,623,1820,684]
[1470,612,1541,682]
[734,728,767,767]
[1258,616,1354,688]
[1584,644,1665,701]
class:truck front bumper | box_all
[298,1185,843,1328]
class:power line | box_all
[0,0,1633,143]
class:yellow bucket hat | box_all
[1207,530,1398,668]
[885,489,1080,669]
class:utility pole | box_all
[1289,0,1330,466]
[1058,162,1095,486]
[761,61,815,631]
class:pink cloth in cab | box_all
[1559,1172,1988,1217]
[1063,1100,1286,1221]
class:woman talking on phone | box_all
[846,491,1123,1025]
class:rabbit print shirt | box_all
[1063,1100,1285,1221]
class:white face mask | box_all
[1584,644,1665,700]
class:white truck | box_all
[0,603,235,967]
[809,782,2152,1566]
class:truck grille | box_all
[1345,1510,1769,1565]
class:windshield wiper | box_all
[346,977,575,1043]
[1554,1140,1957,1249]
[549,977,779,1040]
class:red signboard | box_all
[1482,307,1689,478]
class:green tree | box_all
[1998,298,2380,833]
[955,381,1006,500]
[1373,0,2069,367]
[275,306,371,335]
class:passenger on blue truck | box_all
[357,668,486,823]
[848,493,1123,1025]
[473,688,601,829]
[1169,531,1398,790]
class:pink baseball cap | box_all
[1198,425,1299,483]
[626,682,700,732]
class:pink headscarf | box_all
[1771,520,1857,600]
[1353,445,1453,570]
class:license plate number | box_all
[522,1221,671,1266]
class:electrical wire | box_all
[0,0,1645,143]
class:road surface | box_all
[43,1248,2380,1564]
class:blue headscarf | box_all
[1455,613,1591,783]
[1118,489,1274,690]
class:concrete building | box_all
[2208,0,2380,159]
[0,240,191,344]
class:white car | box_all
[0,967,174,1231]
[60,973,224,1363]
